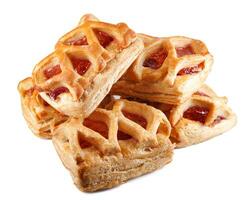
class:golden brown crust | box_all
[52,99,174,192]
[32,14,143,117]
[111,34,213,105]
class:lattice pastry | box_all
[32,14,143,117]
[111,33,213,105]
[18,77,68,139]
[18,77,115,139]
[52,99,173,192]
[167,85,236,147]
[117,85,236,148]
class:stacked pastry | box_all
[18,14,236,192]
[111,34,236,147]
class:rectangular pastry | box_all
[167,85,237,147]
[18,77,68,138]
[111,33,213,105]
[52,99,174,192]
[18,77,114,138]
[31,14,143,117]
[122,85,237,148]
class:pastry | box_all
[18,77,68,139]
[117,85,236,148]
[52,99,173,192]
[32,14,143,117]
[168,85,237,147]
[111,34,213,105]
[18,77,116,139]
[17,13,236,192]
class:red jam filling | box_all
[177,62,204,76]
[176,45,194,57]
[78,134,92,148]
[48,87,69,100]
[194,91,209,97]
[183,106,209,124]
[117,131,132,140]
[117,112,147,141]
[44,65,62,79]
[70,57,91,76]
[42,99,50,107]
[93,29,114,48]
[83,118,108,139]
[143,48,168,69]
[25,88,35,96]
[122,111,147,128]
[78,118,108,149]
[66,36,88,46]
[212,116,226,126]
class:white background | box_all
[0,0,242,199]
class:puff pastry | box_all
[111,34,213,105]
[52,99,173,192]
[17,13,236,192]
[118,85,236,148]
[18,77,115,138]
[32,14,143,117]
[18,77,68,139]
[167,85,236,147]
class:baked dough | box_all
[111,34,213,105]
[117,85,236,148]
[32,14,143,117]
[52,99,174,192]
[18,77,68,139]
[17,13,236,192]
[18,77,115,139]
[168,85,237,147]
